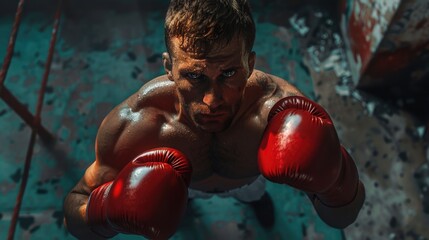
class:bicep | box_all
[94,100,138,170]
[72,104,130,195]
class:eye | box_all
[222,70,236,77]
[186,72,202,80]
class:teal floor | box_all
[2,1,428,239]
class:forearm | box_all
[63,192,104,240]
[308,180,365,229]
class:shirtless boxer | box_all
[63,0,365,239]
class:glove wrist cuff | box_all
[316,147,359,207]
[311,181,365,228]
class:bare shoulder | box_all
[248,69,304,98]
[68,76,177,195]
[246,69,305,119]
[129,75,177,111]
[95,75,177,170]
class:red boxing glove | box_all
[258,96,359,207]
[86,147,192,239]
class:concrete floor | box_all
[0,0,428,239]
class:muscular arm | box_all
[63,104,127,239]
[63,78,176,238]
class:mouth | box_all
[199,112,228,121]
[201,113,225,119]
[193,111,232,132]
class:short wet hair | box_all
[164,0,256,57]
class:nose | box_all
[203,86,223,110]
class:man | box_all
[63,0,365,239]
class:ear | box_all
[162,52,173,81]
[247,51,256,78]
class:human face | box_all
[163,36,255,132]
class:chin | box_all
[196,120,232,133]
[192,112,234,133]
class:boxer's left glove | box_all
[86,147,192,239]
[258,96,359,209]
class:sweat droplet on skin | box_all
[119,108,141,123]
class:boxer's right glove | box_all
[86,147,192,239]
[258,97,362,227]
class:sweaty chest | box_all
[170,116,266,181]
[207,134,261,179]
[152,107,268,184]
[162,133,261,180]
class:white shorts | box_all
[188,175,266,203]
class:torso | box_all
[97,70,302,192]
[158,115,264,192]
